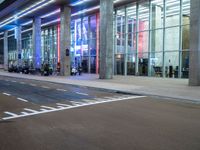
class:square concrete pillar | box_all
[99,0,114,79]
[32,17,42,69]
[60,5,71,76]
[4,31,8,70]
[189,0,200,86]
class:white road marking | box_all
[56,103,72,107]
[11,80,17,83]
[56,89,67,92]
[75,92,89,96]
[2,95,146,120]
[17,98,28,102]
[24,108,38,113]
[21,112,29,115]
[56,106,65,109]
[3,93,11,96]
[40,109,48,112]
[20,82,25,84]
[81,99,95,103]
[4,112,18,117]
[70,101,85,105]
[41,106,56,110]
[41,86,50,89]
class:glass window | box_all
[75,19,82,56]
[127,33,137,53]
[182,25,189,50]
[89,15,97,39]
[127,54,136,75]
[116,33,126,54]
[138,2,149,31]
[116,9,126,34]
[89,39,96,56]
[115,54,124,75]
[151,29,163,53]
[182,0,190,25]
[116,8,126,55]
[0,40,3,64]
[164,51,179,78]
[150,0,164,29]
[150,52,163,77]
[165,27,180,51]
[113,0,191,78]
[127,5,137,33]
[138,52,148,76]
[138,31,149,53]
[165,0,180,27]
[82,17,88,45]
[181,50,189,78]
[89,15,97,57]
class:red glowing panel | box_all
[57,24,60,63]
[96,13,100,74]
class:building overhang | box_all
[0,0,135,33]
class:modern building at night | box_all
[0,0,199,85]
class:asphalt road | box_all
[0,76,200,150]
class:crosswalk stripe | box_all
[41,106,56,110]
[3,93,11,96]
[4,112,18,117]
[24,108,38,113]
[70,101,85,105]
[21,112,29,115]
[17,98,28,102]
[56,103,72,107]
[1,95,146,121]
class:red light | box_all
[57,24,60,63]
[96,13,100,74]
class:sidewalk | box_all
[0,71,200,102]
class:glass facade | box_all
[21,32,32,66]
[0,0,190,78]
[0,39,3,64]
[71,14,99,73]
[114,0,190,78]
[41,26,58,71]
[8,35,17,66]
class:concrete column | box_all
[189,0,200,86]
[4,31,8,70]
[32,17,41,69]
[99,0,114,79]
[60,5,71,76]
[16,26,22,66]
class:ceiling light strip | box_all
[0,0,55,28]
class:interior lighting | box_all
[0,0,55,28]
[41,18,60,27]
[2,0,127,31]
[21,21,33,26]
[71,6,100,16]
[22,28,33,33]
[41,9,60,18]
[8,34,14,38]
[70,0,93,6]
